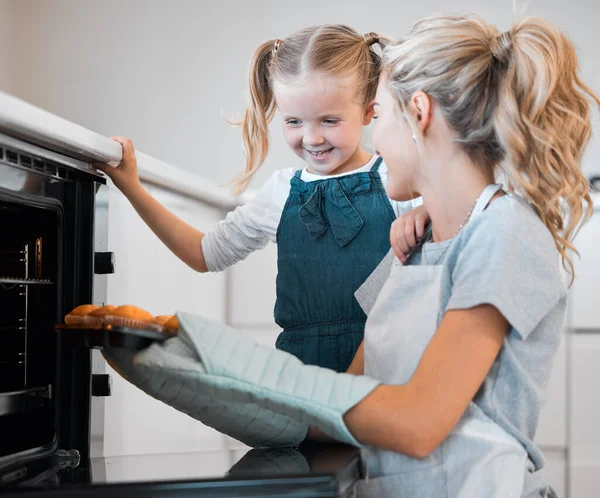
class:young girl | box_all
[95,25,426,373]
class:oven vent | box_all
[6,150,18,164]
[0,146,74,180]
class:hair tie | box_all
[272,39,282,55]
[363,32,379,46]
[490,31,512,64]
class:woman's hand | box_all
[93,136,142,197]
[391,204,429,263]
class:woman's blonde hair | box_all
[383,14,599,281]
[231,25,390,194]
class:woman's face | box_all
[372,76,420,201]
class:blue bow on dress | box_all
[298,181,364,247]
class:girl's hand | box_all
[93,136,141,197]
[391,204,429,263]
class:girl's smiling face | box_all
[274,73,374,175]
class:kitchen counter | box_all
[1,443,362,497]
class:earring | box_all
[412,134,417,143]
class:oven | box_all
[0,131,110,483]
[0,128,361,497]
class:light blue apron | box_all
[354,184,531,498]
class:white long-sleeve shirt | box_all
[202,156,421,272]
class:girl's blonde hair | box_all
[383,14,599,281]
[231,25,389,194]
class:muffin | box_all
[64,304,99,325]
[104,305,161,331]
[153,315,173,327]
[87,305,118,325]
[163,316,179,335]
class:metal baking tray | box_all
[54,324,170,350]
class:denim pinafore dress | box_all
[274,157,396,372]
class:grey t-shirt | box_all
[356,193,567,471]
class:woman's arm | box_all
[305,339,367,442]
[346,340,365,375]
[343,304,508,458]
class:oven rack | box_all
[0,386,50,416]
[0,352,25,360]
[0,277,52,290]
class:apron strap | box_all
[404,183,503,264]
[471,184,503,218]
[294,169,303,179]
[369,156,383,173]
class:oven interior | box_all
[0,198,62,465]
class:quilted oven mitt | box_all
[104,335,307,448]
[104,312,380,447]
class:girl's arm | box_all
[95,137,209,272]
[343,304,508,458]
[390,203,429,264]
[94,137,208,272]
[119,181,209,272]
[97,137,282,273]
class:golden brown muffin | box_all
[64,304,99,325]
[163,316,179,335]
[86,305,118,325]
[153,315,173,327]
[104,305,160,331]
[113,305,153,321]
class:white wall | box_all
[5,0,600,190]
[0,0,17,95]
[102,183,231,457]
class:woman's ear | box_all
[410,91,432,134]
[363,99,376,126]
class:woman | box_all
[339,13,598,497]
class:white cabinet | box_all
[570,206,600,330]
[567,203,600,498]
[101,183,230,457]
[568,334,600,498]
[228,242,279,329]
[536,450,566,498]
